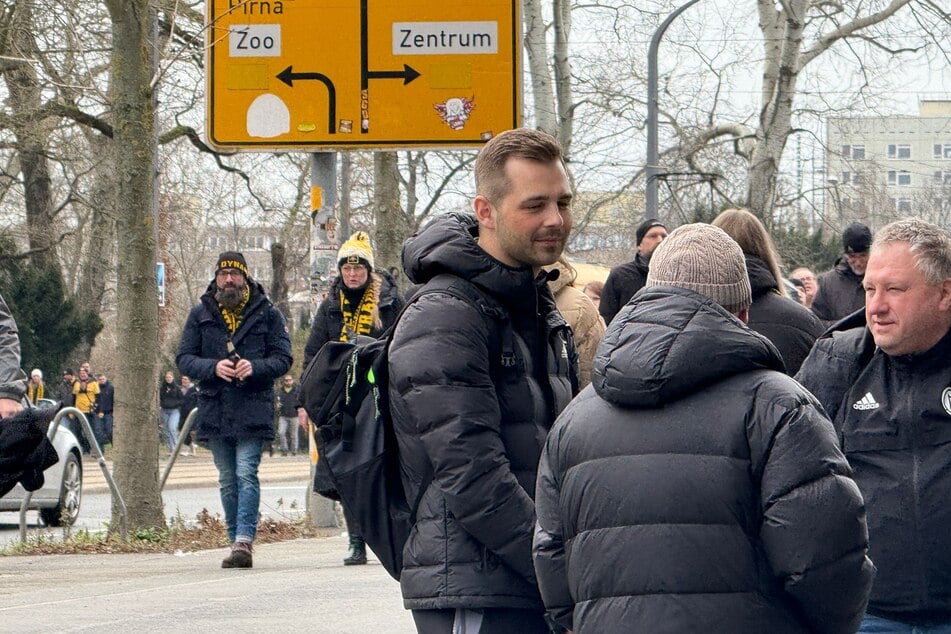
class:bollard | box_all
[305,420,338,528]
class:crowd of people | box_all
[3,125,947,633]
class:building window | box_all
[842,144,865,160]
[886,144,911,159]
[935,171,951,185]
[935,143,951,159]
[895,198,912,213]
[256,236,265,249]
[853,172,864,186]
[840,171,850,184]
[887,170,911,186]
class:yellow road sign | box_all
[206,0,521,150]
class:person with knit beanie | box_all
[599,218,668,325]
[533,223,873,633]
[303,230,404,566]
[177,250,293,569]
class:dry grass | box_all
[2,509,340,556]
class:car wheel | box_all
[40,452,82,527]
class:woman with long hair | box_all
[712,209,824,374]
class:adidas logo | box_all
[852,392,880,411]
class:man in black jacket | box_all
[797,218,951,632]
[534,223,874,634]
[812,221,872,322]
[95,372,114,448]
[388,128,577,634]
[177,251,292,569]
[598,218,667,325]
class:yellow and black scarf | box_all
[219,286,251,335]
[27,382,44,402]
[339,276,380,341]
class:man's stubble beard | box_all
[216,281,248,310]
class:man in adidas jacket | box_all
[797,217,951,632]
[388,128,577,634]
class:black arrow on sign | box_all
[360,0,422,133]
[276,66,337,134]
[366,64,421,85]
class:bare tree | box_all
[104,0,164,529]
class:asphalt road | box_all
[0,535,417,633]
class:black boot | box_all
[343,534,367,565]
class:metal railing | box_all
[19,407,128,543]
[160,408,198,491]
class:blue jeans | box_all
[160,408,180,451]
[860,614,951,633]
[208,437,262,544]
[100,413,113,445]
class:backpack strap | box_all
[409,274,516,377]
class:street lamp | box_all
[646,0,703,220]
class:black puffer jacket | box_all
[598,253,649,325]
[797,316,951,626]
[177,280,292,442]
[812,258,865,322]
[745,256,824,375]
[389,213,576,611]
[533,286,874,634]
[303,271,403,367]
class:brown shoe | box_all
[221,542,253,569]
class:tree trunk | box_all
[552,0,573,158]
[522,0,557,135]
[1,2,59,273]
[339,152,352,239]
[105,0,164,530]
[270,242,289,318]
[372,152,405,279]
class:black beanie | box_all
[636,219,666,246]
[215,251,249,278]
[842,223,872,254]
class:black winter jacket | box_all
[598,253,649,325]
[159,380,183,410]
[797,317,951,626]
[812,258,865,322]
[745,256,824,375]
[176,280,292,442]
[96,380,114,415]
[276,384,300,417]
[533,287,874,634]
[303,271,404,367]
[389,213,576,611]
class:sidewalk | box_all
[83,451,312,494]
[0,536,416,633]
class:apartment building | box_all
[825,100,951,228]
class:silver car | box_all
[0,399,83,526]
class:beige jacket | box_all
[547,262,606,389]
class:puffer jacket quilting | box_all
[389,213,576,611]
[533,287,874,633]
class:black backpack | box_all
[299,274,513,580]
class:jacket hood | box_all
[746,255,779,299]
[592,286,784,408]
[402,212,546,307]
[545,260,573,294]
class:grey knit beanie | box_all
[646,223,752,313]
